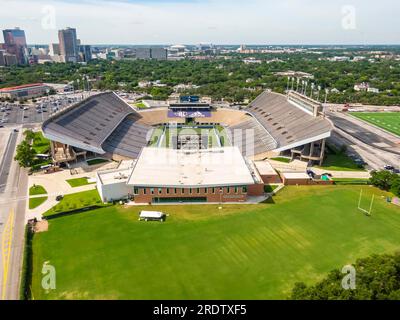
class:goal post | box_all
[358,189,374,216]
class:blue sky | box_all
[0,0,399,44]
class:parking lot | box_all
[0,92,93,126]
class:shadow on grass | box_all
[45,205,112,220]
[261,195,275,204]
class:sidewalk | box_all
[26,169,98,221]
[311,168,371,179]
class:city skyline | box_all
[0,0,399,45]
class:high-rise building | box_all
[4,54,18,66]
[49,43,60,56]
[135,48,151,60]
[2,28,28,64]
[58,27,78,63]
[151,48,168,61]
[136,47,167,60]
[79,45,92,62]
[0,50,5,66]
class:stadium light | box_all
[310,83,315,99]
[325,88,329,104]
[286,76,290,94]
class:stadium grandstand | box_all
[42,90,332,166]
[42,92,152,163]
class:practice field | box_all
[30,186,400,300]
[350,112,400,137]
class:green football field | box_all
[350,112,400,137]
[149,125,230,148]
[30,186,400,300]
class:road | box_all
[326,111,400,170]
[0,128,28,300]
[0,131,19,193]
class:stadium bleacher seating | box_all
[42,90,332,161]
[229,118,277,155]
[43,92,151,155]
[102,114,152,159]
[246,91,331,149]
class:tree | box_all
[14,140,36,168]
[369,170,397,191]
[23,130,35,142]
[290,252,400,300]
[390,176,400,197]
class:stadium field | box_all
[30,185,400,300]
[350,112,400,137]
[149,125,230,148]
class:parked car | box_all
[384,165,395,171]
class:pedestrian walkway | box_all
[26,169,98,221]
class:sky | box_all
[0,0,399,45]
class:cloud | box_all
[0,0,398,44]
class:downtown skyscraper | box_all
[58,27,79,63]
[2,27,28,64]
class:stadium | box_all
[42,90,332,203]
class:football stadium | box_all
[42,90,332,203]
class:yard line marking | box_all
[1,209,15,300]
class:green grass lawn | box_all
[29,185,47,196]
[30,185,400,300]
[157,125,228,148]
[43,189,104,217]
[270,157,291,163]
[350,112,400,137]
[66,177,95,188]
[264,185,279,193]
[32,132,50,154]
[318,153,365,171]
[29,197,48,210]
[135,102,148,109]
[86,158,109,166]
[333,178,370,185]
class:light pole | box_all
[310,83,315,99]
[325,88,329,104]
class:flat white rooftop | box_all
[254,161,278,176]
[97,168,132,186]
[128,146,256,188]
[282,172,310,180]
